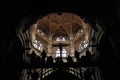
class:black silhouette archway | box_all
[43,70,80,80]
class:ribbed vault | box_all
[35,12,90,40]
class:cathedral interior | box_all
[0,1,120,80]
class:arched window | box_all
[33,40,42,50]
[56,48,67,57]
[56,49,60,57]
[62,49,67,57]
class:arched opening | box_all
[17,12,94,62]
[15,12,104,80]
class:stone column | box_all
[48,35,53,56]
[69,36,74,56]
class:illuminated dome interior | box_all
[28,12,91,60]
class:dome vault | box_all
[29,12,91,58]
